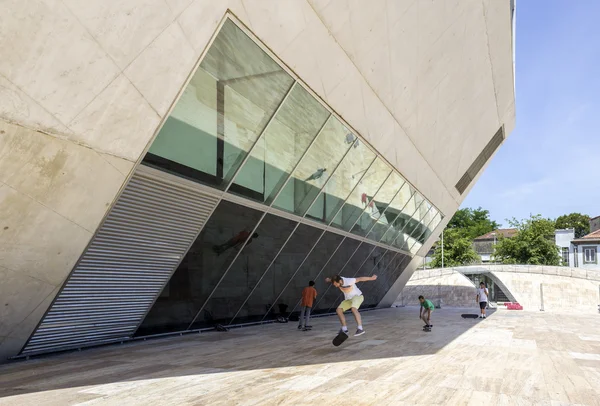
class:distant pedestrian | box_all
[298,281,317,331]
[476,282,489,318]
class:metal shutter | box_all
[21,165,219,355]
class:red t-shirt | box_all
[301,286,317,307]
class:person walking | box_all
[298,281,317,331]
[476,282,489,318]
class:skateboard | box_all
[461,314,479,319]
[332,331,348,346]
[423,326,432,332]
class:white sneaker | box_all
[483,315,486,318]
[479,315,483,318]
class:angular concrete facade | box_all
[0,0,515,361]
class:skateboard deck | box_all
[332,331,348,346]
[423,327,431,332]
[461,314,479,319]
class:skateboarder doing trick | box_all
[326,274,377,337]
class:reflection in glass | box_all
[361,172,405,241]
[379,183,415,246]
[195,214,297,327]
[234,223,323,324]
[331,158,391,232]
[273,118,352,216]
[144,20,294,190]
[136,201,263,336]
[420,212,442,243]
[306,138,376,224]
[277,232,344,316]
[393,195,425,250]
[364,252,410,306]
[361,250,395,306]
[231,84,330,203]
[408,210,440,254]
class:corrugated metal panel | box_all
[21,165,219,355]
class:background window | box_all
[583,247,597,264]
[561,247,569,266]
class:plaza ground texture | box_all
[1,307,599,405]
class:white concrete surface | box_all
[1,307,600,405]
[396,268,477,308]
[411,266,600,315]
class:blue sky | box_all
[461,0,600,227]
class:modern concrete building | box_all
[0,0,516,361]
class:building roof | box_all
[474,228,518,241]
[572,229,600,244]
[590,215,600,220]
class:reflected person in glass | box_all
[212,230,259,256]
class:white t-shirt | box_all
[340,277,363,300]
[477,288,488,302]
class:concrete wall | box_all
[400,266,600,315]
[0,0,515,360]
[395,268,477,308]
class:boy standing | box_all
[326,274,377,336]
[298,281,317,331]
[418,295,434,328]
[476,282,489,318]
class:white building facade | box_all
[0,0,516,361]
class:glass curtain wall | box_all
[135,18,443,336]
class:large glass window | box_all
[144,20,295,190]
[193,213,297,328]
[364,252,410,306]
[393,194,425,250]
[233,223,323,324]
[136,200,263,336]
[276,231,344,316]
[230,84,330,203]
[272,117,352,216]
[330,158,391,232]
[361,173,405,241]
[135,17,443,338]
[379,183,415,246]
[305,138,376,225]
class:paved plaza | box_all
[1,307,600,405]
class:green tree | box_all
[430,228,479,267]
[555,213,590,238]
[447,207,500,240]
[494,215,560,265]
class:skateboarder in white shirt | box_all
[476,282,489,318]
[325,274,377,336]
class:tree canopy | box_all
[446,207,500,240]
[430,228,479,268]
[493,215,560,265]
[555,213,590,238]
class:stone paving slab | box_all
[0,307,599,405]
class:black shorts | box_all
[479,301,487,310]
